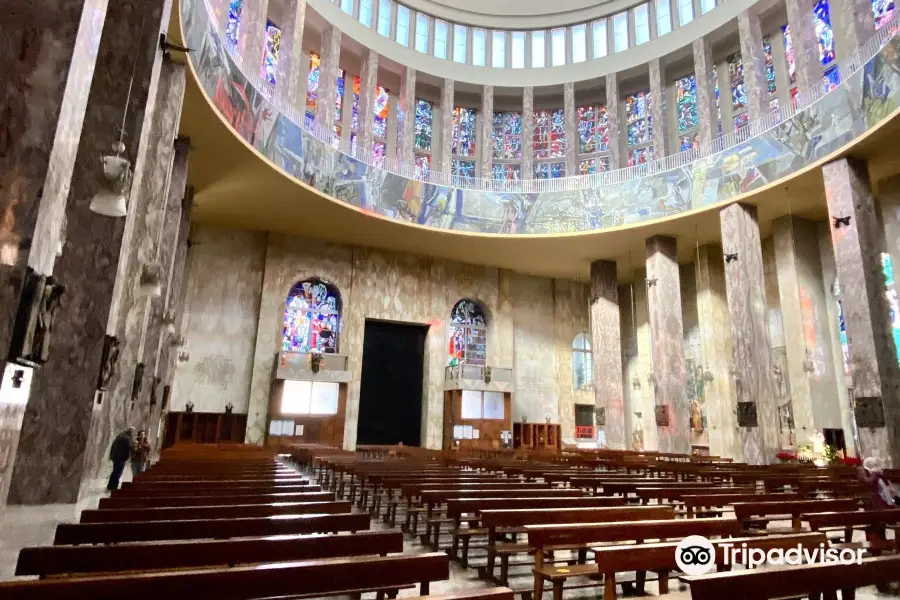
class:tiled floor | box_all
[0,467,895,599]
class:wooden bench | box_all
[480,506,674,586]
[79,500,352,523]
[97,490,335,509]
[121,477,310,489]
[406,588,514,600]
[635,485,754,506]
[17,530,403,578]
[590,532,826,600]
[732,498,858,532]
[525,517,741,600]
[54,511,370,545]
[803,508,900,550]
[683,555,900,600]
[682,492,801,518]
[0,552,451,600]
[110,483,322,497]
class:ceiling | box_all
[172,12,900,284]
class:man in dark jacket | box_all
[107,426,135,492]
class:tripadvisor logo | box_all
[675,535,865,576]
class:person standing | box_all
[131,429,151,477]
[107,426,135,492]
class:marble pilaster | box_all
[720,203,780,464]
[240,0,270,83]
[770,31,793,113]
[438,79,455,174]
[357,50,378,155]
[606,73,622,170]
[480,85,494,178]
[633,270,658,451]
[564,82,578,175]
[831,0,876,57]
[737,10,770,123]
[774,216,843,439]
[696,246,739,460]
[314,26,341,134]
[397,67,417,166]
[522,86,534,178]
[7,0,174,504]
[139,135,191,434]
[823,158,900,466]
[692,37,717,145]
[785,0,823,92]
[646,236,689,454]
[648,59,669,158]
[590,260,625,449]
[276,0,307,108]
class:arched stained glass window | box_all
[572,333,593,390]
[282,279,341,353]
[448,299,487,366]
[225,0,243,48]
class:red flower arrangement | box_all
[776,451,798,462]
[841,456,862,467]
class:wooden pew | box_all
[635,485,754,506]
[590,532,826,600]
[732,498,858,532]
[682,492,801,518]
[525,517,741,600]
[683,555,900,600]
[803,508,900,549]
[98,490,335,509]
[480,505,675,586]
[17,530,403,578]
[54,512,370,545]
[0,552,452,600]
[79,500,352,523]
[407,588,514,600]
[120,477,310,489]
[110,483,321,497]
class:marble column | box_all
[138,135,191,433]
[633,269,658,451]
[606,73,622,170]
[717,58,735,134]
[522,86,534,178]
[590,260,625,449]
[720,203,780,464]
[646,236,689,454]
[397,66,417,165]
[693,37,717,145]
[770,31,793,113]
[480,85,494,178]
[564,82,578,175]
[314,25,341,133]
[785,0,822,92]
[823,158,900,466]
[831,0,876,58]
[357,50,378,155]
[7,0,174,505]
[0,1,111,513]
[737,9,770,123]
[649,59,669,158]
[239,0,270,81]
[276,0,307,108]
[696,246,739,460]
[438,79,455,174]
[774,216,844,439]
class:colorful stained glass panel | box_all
[491,163,521,180]
[415,99,433,151]
[824,65,841,91]
[628,146,652,166]
[550,109,566,157]
[733,112,749,130]
[452,159,476,178]
[373,85,389,140]
[729,53,748,112]
[225,0,243,47]
[533,110,552,159]
[764,37,776,95]
[305,52,320,118]
[782,25,797,86]
[676,75,698,132]
[679,132,700,151]
[626,92,653,146]
[814,0,836,65]
[452,107,477,157]
[373,141,386,166]
[491,112,523,160]
[261,20,281,86]
[415,154,430,179]
[282,280,340,353]
[873,0,895,29]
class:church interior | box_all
[3,0,900,596]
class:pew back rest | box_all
[445,496,624,519]
[732,499,858,521]
[526,517,740,548]
[480,505,674,528]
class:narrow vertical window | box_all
[415,14,429,53]
[634,4,650,45]
[613,13,628,52]
[396,5,410,46]
[511,31,526,68]
[551,28,566,66]
[377,0,391,36]
[358,0,372,27]
[532,31,546,67]
[473,29,486,66]
[592,20,608,58]
[492,31,506,67]
[435,21,448,59]
[656,0,672,36]
[571,24,587,63]
[454,25,467,63]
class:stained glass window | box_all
[675,75,698,132]
[452,160,476,179]
[733,112,749,130]
[577,105,609,154]
[306,52,321,121]
[728,53,747,112]
[452,107,477,157]
[225,0,243,48]
[415,154,430,179]
[873,0,895,28]
[679,132,700,151]
[824,65,841,92]
[282,280,341,353]
[534,162,566,178]
[334,70,345,137]
[814,0,836,65]
[373,141,386,166]
[782,25,798,87]
[491,163,521,180]
[532,109,566,160]
[415,100,433,151]
[491,112,523,160]
[350,76,361,150]
[261,21,281,86]
[626,92,653,146]
[763,37,776,95]
[448,299,487,366]
[628,146,652,166]
[373,85,389,140]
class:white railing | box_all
[202,0,899,193]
